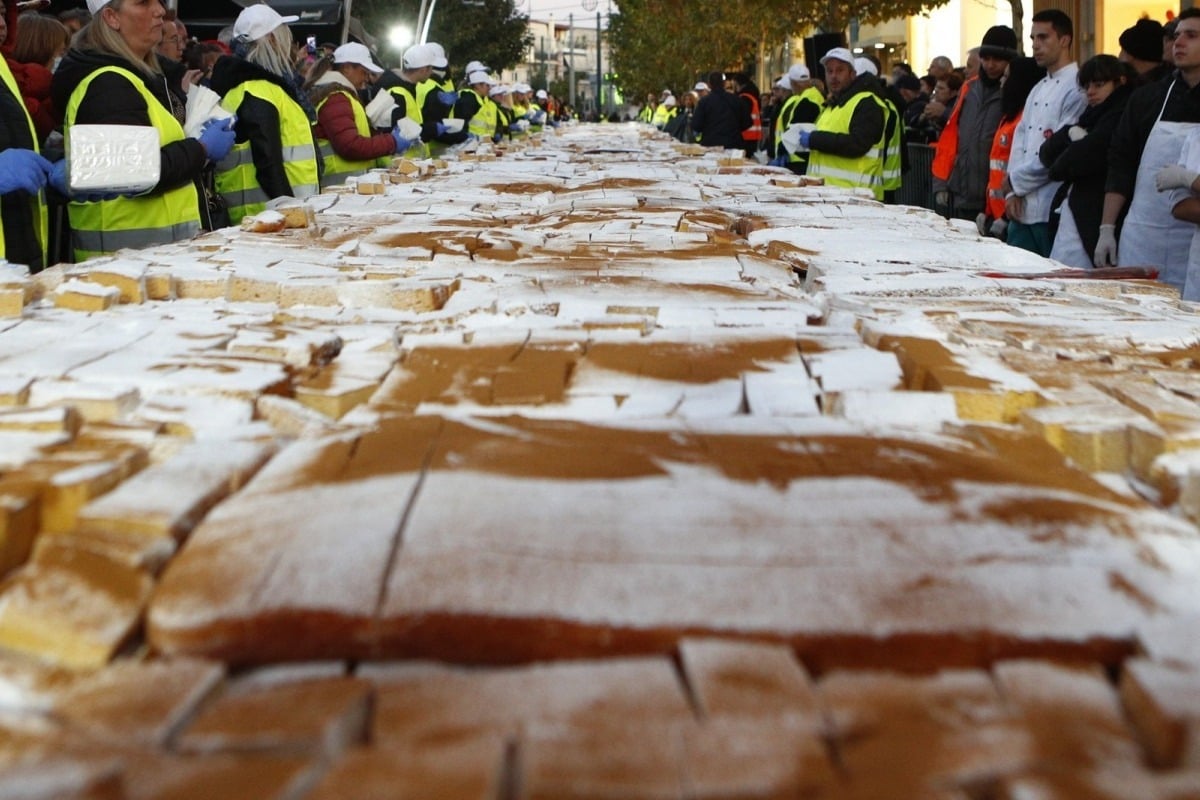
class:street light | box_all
[389,23,413,52]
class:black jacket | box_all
[808,74,884,159]
[1106,73,1200,198]
[692,88,748,148]
[0,68,42,271]
[209,55,320,200]
[51,48,208,201]
[1040,83,1132,257]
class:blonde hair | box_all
[76,0,162,78]
[244,24,295,81]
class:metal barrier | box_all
[896,143,936,210]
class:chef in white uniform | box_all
[1097,7,1200,292]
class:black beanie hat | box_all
[1120,18,1164,62]
[979,25,1019,60]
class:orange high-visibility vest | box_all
[931,75,975,180]
[740,91,762,142]
[986,113,1021,220]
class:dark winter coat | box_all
[209,55,321,199]
[1040,83,1133,258]
[692,88,749,148]
[50,47,213,228]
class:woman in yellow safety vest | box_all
[50,0,237,262]
[208,5,320,224]
[306,42,414,188]
[0,52,52,272]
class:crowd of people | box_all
[638,9,1200,300]
[0,0,568,269]
[6,3,1200,303]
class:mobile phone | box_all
[307,36,317,55]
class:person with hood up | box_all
[50,0,237,261]
[800,48,887,200]
[306,42,414,188]
[208,5,319,225]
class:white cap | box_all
[489,84,511,97]
[535,89,548,100]
[853,57,878,76]
[663,95,676,107]
[86,0,113,12]
[402,43,435,69]
[465,60,489,75]
[233,5,299,43]
[820,47,856,68]
[693,81,710,92]
[426,42,448,69]
[467,70,496,86]
[334,42,383,73]
[660,88,672,97]
[514,82,531,94]
[774,76,790,89]
[787,63,811,82]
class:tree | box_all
[351,0,532,73]
[609,0,952,101]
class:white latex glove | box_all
[975,212,988,237]
[1094,224,1118,267]
[934,190,949,208]
[1067,125,1087,142]
[1155,164,1200,192]
[989,218,1007,240]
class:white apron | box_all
[1049,195,1090,269]
[1119,80,1199,288]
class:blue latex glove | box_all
[437,90,458,106]
[48,159,69,195]
[509,122,523,134]
[769,154,787,168]
[198,117,237,162]
[0,149,53,195]
[492,131,504,144]
[435,121,448,137]
[798,129,812,149]
[392,129,415,153]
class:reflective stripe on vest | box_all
[986,114,1020,220]
[468,91,498,138]
[875,95,903,192]
[774,87,824,165]
[807,91,886,200]
[316,88,377,187]
[386,84,430,159]
[65,66,201,262]
[215,79,320,224]
[0,57,47,269]
[741,91,762,141]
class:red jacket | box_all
[5,59,56,141]
[931,75,975,181]
[313,89,395,162]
